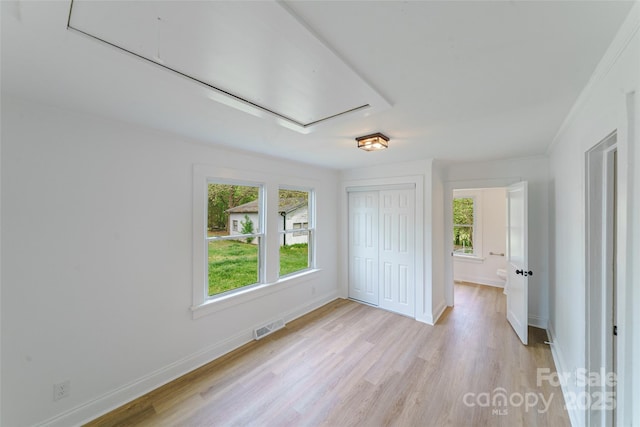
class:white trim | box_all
[192,164,321,318]
[444,178,521,307]
[192,269,322,319]
[430,300,448,325]
[38,291,339,427]
[453,190,482,258]
[547,3,640,155]
[345,183,415,192]
[585,132,618,427]
[454,277,505,289]
[547,325,580,427]
[616,90,637,427]
[452,254,485,263]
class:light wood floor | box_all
[86,283,570,426]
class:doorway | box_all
[452,187,508,289]
[445,179,531,345]
[585,131,618,427]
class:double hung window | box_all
[453,197,475,255]
[192,165,317,315]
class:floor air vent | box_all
[254,318,285,340]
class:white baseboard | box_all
[528,314,548,329]
[546,325,579,427]
[419,299,447,325]
[454,275,505,288]
[430,300,447,325]
[37,291,339,427]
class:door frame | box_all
[444,178,522,307]
[585,132,618,426]
[340,175,424,321]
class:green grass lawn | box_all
[208,240,308,296]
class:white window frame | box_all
[192,165,321,319]
[452,190,483,261]
[278,186,315,277]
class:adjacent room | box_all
[1,1,639,426]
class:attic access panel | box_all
[67,0,390,132]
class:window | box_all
[278,188,313,277]
[207,182,263,297]
[453,197,474,255]
[192,164,320,316]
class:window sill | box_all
[452,253,485,263]
[191,268,321,319]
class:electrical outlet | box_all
[53,380,70,401]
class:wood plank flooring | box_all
[86,283,570,426]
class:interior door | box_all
[348,191,379,305]
[379,189,415,317]
[506,181,529,345]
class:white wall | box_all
[442,156,550,328]
[453,187,508,288]
[0,97,340,426]
[547,3,640,426]
[431,161,446,322]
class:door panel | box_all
[506,181,529,345]
[348,191,379,305]
[378,189,415,317]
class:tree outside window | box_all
[453,197,474,254]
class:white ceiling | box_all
[1,1,634,170]
[66,1,391,130]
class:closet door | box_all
[379,189,415,317]
[348,191,379,305]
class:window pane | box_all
[277,189,308,231]
[208,183,260,235]
[453,197,474,226]
[208,239,259,296]
[207,183,261,297]
[280,232,309,276]
[453,226,474,254]
[453,197,474,254]
[278,189,311,276]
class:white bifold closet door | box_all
[348,188,415,317]
[348,191,379,306]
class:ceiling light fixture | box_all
[356,132,389,151]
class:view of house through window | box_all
[207,183,262,296]
[453,197,474,254]
[278,188,312,276]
